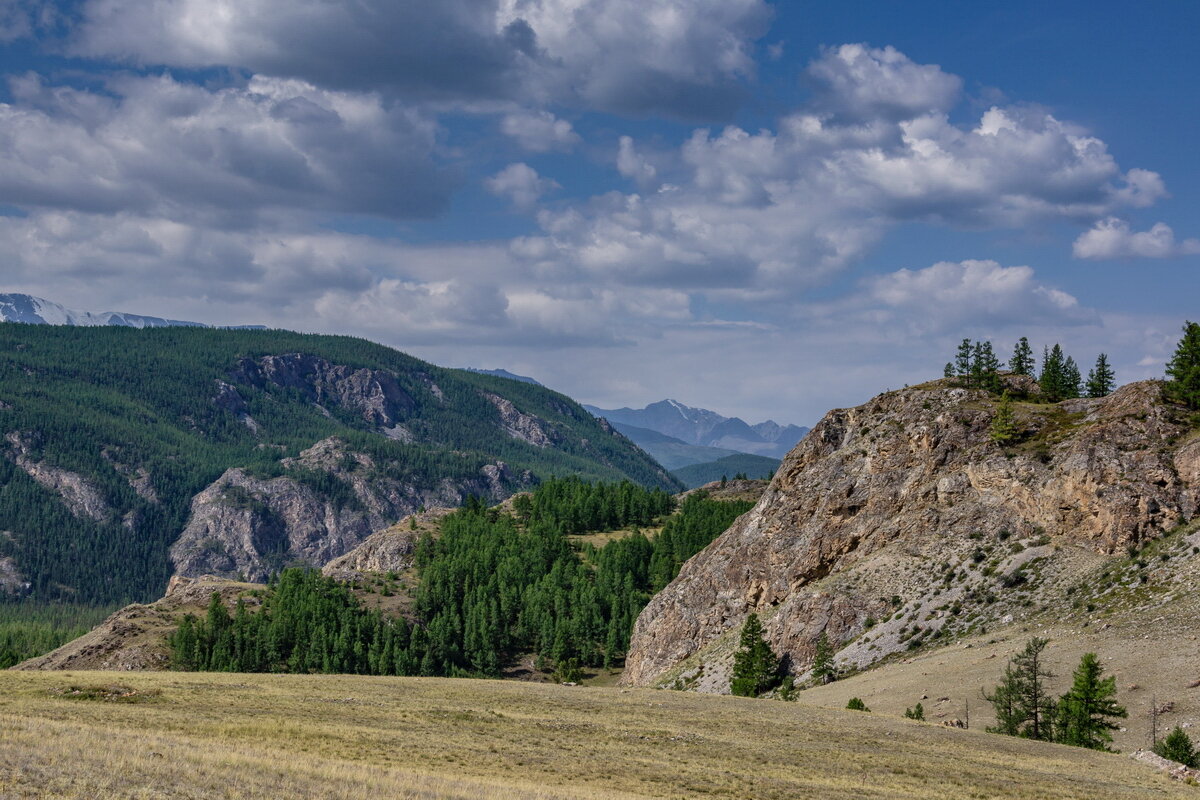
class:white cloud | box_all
[615,136,659,189]
[856,259,1097,333]
[513,86,1160,290]
[805,44,962,122]
[0,73,453,222]
[73,0,772,118]
[500,110,580,151]
[485,163,559,211]
[1073,217,1200,259]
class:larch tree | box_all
[1009,337,1035,376]
[730,613,781,697]
[1055,652,1126,751]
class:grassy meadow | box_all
[0,671,1188,799]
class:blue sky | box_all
[0,0,1196,424]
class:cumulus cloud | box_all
[615,136,659,189]
[0,73,455,222]
[858,259,1097,332]
[72,0,772,118]
[514,83,1160,290]
[1072,217,1200,259]
[500,110,580,151]
[485,163,559,211]
[805,44,962,122]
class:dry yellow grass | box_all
[0,671,1188,799]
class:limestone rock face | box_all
[483,393,555,447]
[322,508,453,581]
[170,437,522,581]
[622,380,1199,689]
[232,353,416,428]
[3,431,113,522]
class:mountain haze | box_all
[586,399,808,460]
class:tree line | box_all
[943,337,1114,401]
[169,479,752,677]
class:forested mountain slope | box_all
[0,324,677,605]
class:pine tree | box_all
[1085,353,1116,398]
[730,613,780,697]
[990,393,1018,444]
[1010,337,1035,376]
[811,631,836,685]
[1154,726,1198,767]
[1166,321,1200,410]
[955,339,973,385]
[1055,652,1127,750]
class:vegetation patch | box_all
[49,684,162,703]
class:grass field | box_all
[0,671,1187,799]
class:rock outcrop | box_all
[3,431,113,522]
[623,380,1200,690]
[232,354,416,428]
[170,438,524,581]
[322,508,453,582]
[13,575,258,671]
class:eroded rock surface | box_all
[170,437,522,581]
[623,380,1199,690]
[322,508,452,582]
[4,431,113,522]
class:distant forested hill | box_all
[671,453,779,489]
[0,324,678,605]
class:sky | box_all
[0,0,1197,425]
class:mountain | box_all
[0,292,266,329]
[670,453,780,489]
[461,368,542,386]
[623,377,1200,700]
[605,421,744,470]
[0,323,678,605]
[585,399,809,459]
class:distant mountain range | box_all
[0,293,263,329]
[584,399,809,461]
[462,368,542,386]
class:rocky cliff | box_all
[622,379,1200,690]
[171,438,523,581]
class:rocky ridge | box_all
[170,438,525,581]
[623,379,1200,691]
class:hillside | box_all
[671,453,780,489]
[0,670,1188,799]
[624,378,1200,699]
[0,324,677,605]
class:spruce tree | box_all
[1010,337,1035,376]
[1085,353,1116,398]
[1062,356,1082,399]
[1166,321,1200,410]
[1155,726,1199,767]
[1055,652,1126,750]
[1040,345,1067,402]
[990,393,1018,444]
[811,631,836,685]
[730,613,780,697]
